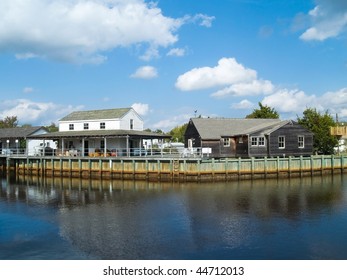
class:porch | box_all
[24,129,189,158]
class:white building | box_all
[0,126,56,156]
[30,108,170,157]
[59,108,144,132]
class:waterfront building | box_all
[184,118,314,158]
[0,126,56,156]
[29,108,171,157]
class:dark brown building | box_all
[184,118,313,158]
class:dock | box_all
[1,154,346,182]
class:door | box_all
[84,140,89,156]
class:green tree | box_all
[169,123,188,143]
[297,108,338,155]
[0,116,18,128]
[45,122,59,132]
[246,102,279,119]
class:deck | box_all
[331,126,347,137]
[1,155,347,182]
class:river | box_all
[1,173,347,260]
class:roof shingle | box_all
[190,118,285,139]
[60,108,132,122]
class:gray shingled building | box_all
[184,118,313,158]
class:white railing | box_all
[1,147,205,158]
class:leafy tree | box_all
[45,122,59,132]
[0,116,18,128]
[297,108,338,155]
[169,123,188,143]
[246,102,279,119]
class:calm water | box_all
[1,173,347,260]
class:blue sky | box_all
[1,0,347,131]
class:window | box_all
[223,138,230,147]
[84,123,89,130]
[258,136,265,146]
[130,119,134,130]
[100,140,105,149]
[100,122,106,129]
[239,136,243,144]
[251,136,265,147]
[278,136,285,149]
[69,124,74,130]
[251,137,258,146]
[298,136,304,148]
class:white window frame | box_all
[84,123,89,130]
[100,122,106,129]
[251,137,258,146]
[278,136,285,149]
[258,136,265,147]
[298,135,305,148]
[130,119,134,130]
[251,136,265,147]
[69,124,74,131]
[223,138,230,147]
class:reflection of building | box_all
[2,175,345,259]
[29,108,170,157]
[185,118,314,158]
[0,126,55,156]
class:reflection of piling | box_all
[2,155,347,182]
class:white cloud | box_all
[0,0,185,64]
[262,89,319,114]
[23,87,34,93]
[152,113,192,130]
[300,0,347,41]
[192,14,216,28]
[176,57,275,99]
[231,99,254,110]
[0,99,83,125]
[167,48,186,57]
[131,103,150,116]
[130,66,158,79]
[319,87,347,116]
[211,79,274,98]
[175,57,257,91]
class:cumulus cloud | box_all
[0,0,187,64]
[260,87,347,118]
[231,99,254,110]
[152,113,192,130]
[130,66,158,79]
[262,89,319,114]
[23,87,34,93]
[319,87,347,117]
[131,103,150,116]
[212,79,274,98]
[192,14,216,27]
[176,58,257,91]
[167,48,186,57]
[300,0,347,41]
[0,99,83,125]
[176,57,275,99]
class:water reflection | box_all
[1,174,347,259]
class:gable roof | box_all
[27,129,171,140]
[189,118,285,139]
[60,108,133,122]
[0,126,46,139]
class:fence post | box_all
[310,155,314,175]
